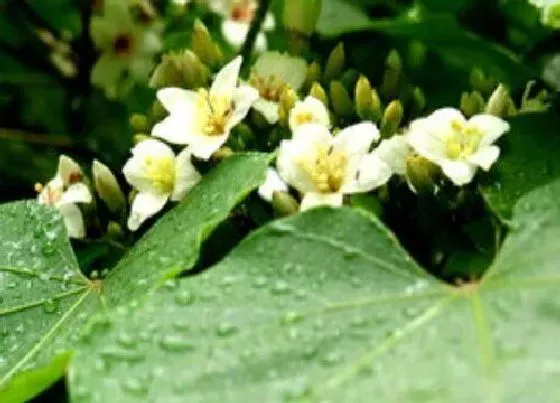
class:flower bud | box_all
[469,68,496,95]
[410,87,426,117]
[381,50,402,99]
[133,134,150,144]
[283,0,322,36]
[212,146,234,161]
[460,91,485,117]
[355,75,373,120]
[192,19,223,69]
[305,62,322,89]
[406,154,439,194]
[106,221,124,239]
[129,113,148,132]
[149,50,210,89]
[407,40,426,69]
[92,160,126,213]
[329,80,353,118]
[324,43,345,82]
[272,191,299,217]
[278,87,298,127]
[380,100,404,138]
[310,81,328,106]
[370,88,382,123]
[485,84,512,117]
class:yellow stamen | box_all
[445,120,482,160]
[299,145,348,193]
[196,89,233,137]
[145,156,175,193]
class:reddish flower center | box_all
[113,33,134,56]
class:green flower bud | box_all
[324,43,345,82]
[305,62,322,89]
[129,113,148,132]
[381,50,402,100]
[149,50,210,89]
[460,91,485,117]
[355,75,373,120]
[212,147,234,161]
[310,81,328,106]
[386,49,402,72]
[283,0,322,36]
[279,87,298,127]
[370,88,382,123]
[410,87,426,117]
[469,68,496,95]
[133,133,150,144]
[272,191,300,217]
[92,160,125,213]
[106,221,124,239]
[329,80,354,117]
[485,84,512,117]
[380,100,404,138]
[407,40,426,69]
[192,19,223,69]
[406,154,440,195]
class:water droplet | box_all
[301,345,319,360]
[270,280,290,295]
[216,323,238,338]
[42,298,59,314]
[172,320,190,332]
[41,243,55,256]
[174,290,195,306]
[350,315,367,328]
[321,351,341,366]
[121,377,148,397]
[282,311,304,324]
[159,334,195,352]
[116,332,137,349]
[253,276,267,288]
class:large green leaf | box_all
[481,112,560,221]
[69,178,560,402]
[0,153,270,402]
[317,0,531,84]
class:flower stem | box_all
[240,0,272,70]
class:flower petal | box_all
[58,155,82,185]
[342,154,392,193]
[58,203,85,239]
[289,96,330,132]
[253,52,307,91]
[440,160,477,186]
[467,145,500,171]
[468,114,510,147]
[127,192,169,231]
[300,192,343,211]
[276,140,316,193]
[156,88,198,114]
[292,123,332,144]
[123,139,175,193]
[186,133,230,160]
[228,85,259,129]
[258,168,288,202]
[374,135,410,176]
[333,122,379,157]
[221,20,249,49]
[211,55,242,97]
[253,98,280,124]
[60,183,92,205]
[152,115,196,145]
[171,148,202,201]
[406,126,446,164]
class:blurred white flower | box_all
[37,156,92,239]
[289,96,330,132]
[529,0,560,28]
[248,52,307,124]
[152,56,258,160]
[208,0,275,51]
[123,139,201,231]
[90,0,162,98]
[407,108,510,186]
[258,168,288,202]
[277,122,391,210]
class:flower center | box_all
[144,156,175,194]
[300,145,348,193]
[230,0,256,23]
[113,33,135,57]
[41,183,64,205]
[444,120,482,160]
[248,73,287,102]
[196,89,234,137]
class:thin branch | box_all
[0,128,74,148]
[240,0,272,70]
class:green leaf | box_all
[0,153,270,401]
[481,112,560,220]
[69,178,560,402]
[317,0,531,84]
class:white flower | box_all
[277,123,391,210]
[248,52,307,124]
[123,139,202,231]
[90,0,162,98]
[208,0,275,51]
[407,108,510,186]
[152,56,259,160]
[373,135,410,177]
[258,168,288,202]
[37,156,92,239]
[289,96,330,132]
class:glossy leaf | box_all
[317,0,531,84]
[481,112,560,220]
[0,153,270,401]
[69,179,560,402]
